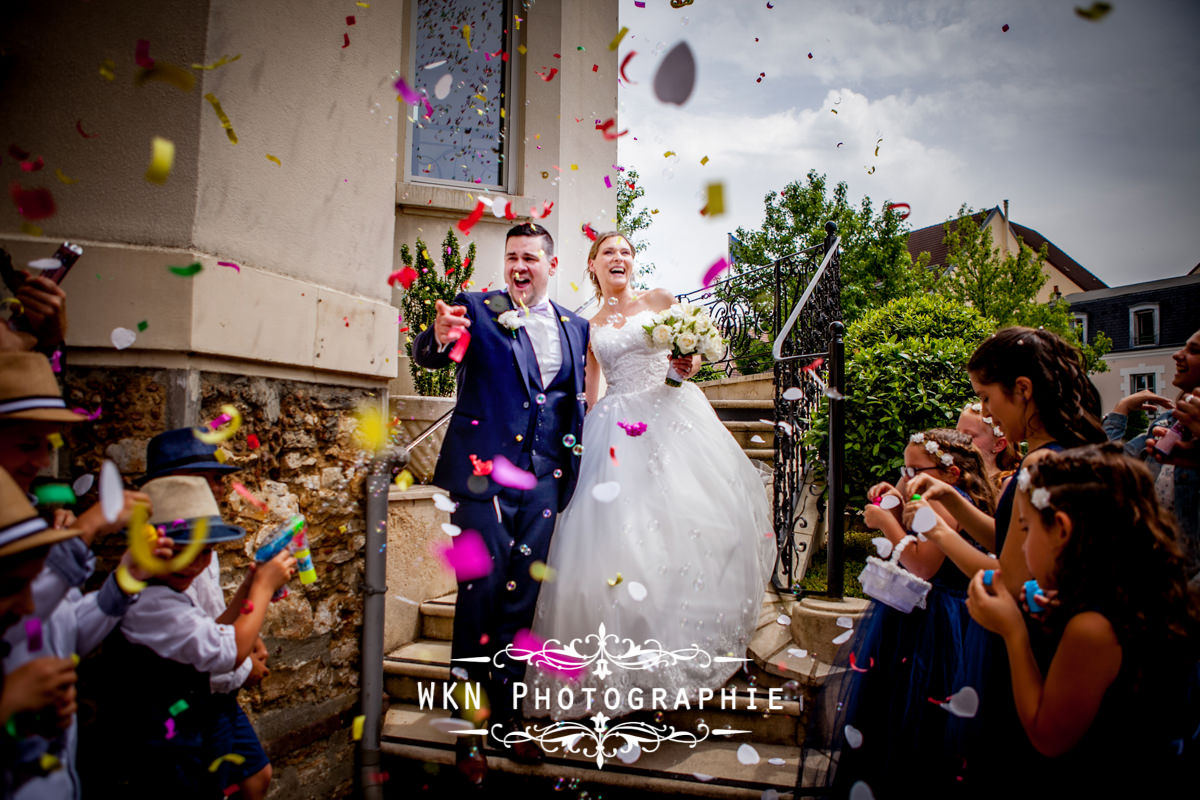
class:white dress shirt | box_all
[520,298,562,388]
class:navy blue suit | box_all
[413,291,589,718]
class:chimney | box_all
[1003,199,1009,220]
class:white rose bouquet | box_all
[642,302,726,387]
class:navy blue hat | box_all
[139,428,241,486]
[143,476,246,543]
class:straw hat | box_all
[0,467,83,558]
[142,475,246,543]
[0,352,87,422]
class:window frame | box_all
[1128,303,1159,348]
[1069,312,1088,345]
[1129,372,1156,394]
[403,0,519,193]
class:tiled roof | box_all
[906,208,1107,291]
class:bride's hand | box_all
[670,353,700,379]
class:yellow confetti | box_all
[207,753,246,773]
[357,1,370,6]
[608,26,629,51]
[128,506,209,576]
[650,209,659,215]
[70,654,80,666]
[115,563,148,594]
[570,164,579,171]
[606,572,623,586]
[500,108,505,119]
[700,155,709,165]
[145,136,175,184]
[518,44,527,55]
[19,222,43,236]
[352,715,365,741]
[135,63,196,92]
[47,433,63,449]
[54,168,76,185]
[831,108,838,114]
[2,298,23,313]
[353,404,391,453]
[866,166,876,175]
[194,405,242,445]
[393,469,415,490]
[530,561,556,582]
[266,154,282,166]
[99,59,115,81]
[705,182,725,216]
[213,448,228,464]
[874,137,883,157]
[38,754,60,772]
[663,150,676,158]
[191,54,241,71]
[569,281,579,292]
[462,24,471,50]
[204,93,238,144]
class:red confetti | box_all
[246,434,260,450]
[448,328,471,363]
[1002,24,1010,32]
[469,454,494,476]
[457,201,485,234]
[388,266,419,289]
[342,33,350,48]
[346,15,356,25]
[595,118,629,140]
[8,144,30,160]
[592,64,598,72]
[529,200,554,219]
[537,68,558,81]
[581,223,598,241]
[479,633,490,645]
[800,357,825,373]
[20,156,44,172]
[241,602,254,614]
[757,72,765,83]
[807,52,813,59]
[848,652,875,672]
[609,446,618,466]
[135,39,155,69]
[885,202,911,220]
[620,51,637,83]
[10,182,56,220]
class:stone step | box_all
[742,448,775,461]
[382,702,805,799]
[709,399,775,412]
[419,595,456,641]
[721,420,775,451]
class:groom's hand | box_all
[434,299,470,346]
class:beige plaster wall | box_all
[984,214,1087,299]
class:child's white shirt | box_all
[182,554,253,693]
[120,585,238,675]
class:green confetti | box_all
[33,484,76,505]
[137,320,148,332]
[169,699,189,716]
[168,262,203,277]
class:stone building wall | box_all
[64,365,378,799]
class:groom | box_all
[413,222,589,780]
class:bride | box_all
[523,231,774,720]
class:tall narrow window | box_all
[408,0,511,189]
[1129,304,1159,348]
[1130,372,1156,394]
[1069,312,1088,345]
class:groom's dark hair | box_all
[506,222,555,258]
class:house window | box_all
[1069,312,1088,345]
[407,0,513,189]
[1130,372,1156,394]
[1129,303,1159,347]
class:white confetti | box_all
[72,473,95,496]
[871,537,893,558]
[692,773,714,782]
[394,595,420,606]
[110,326,137,350]
[429,717,473,733]
[944,686,979,718]
[432,493,457,512]
[776,614,791,626]
[440,523,461,537]
[616,740,641,764]
[736,743,759,765]
[750,434,766,444]
[832,629,853,645]
[911,506,939,534]
[99,460,124,524]
[849,781,876,800]
[879,494,901,510]
[775,420,793,435]
[786,647,808,659]
[766,757,787,766]
[844,724,864,749]
[836,616,853,629]
[781,386,803,400]
[591,481,621,503]
[434,72,453,100]
[422,59,447,70]
[27,257,62,271]
[626,581,647,602]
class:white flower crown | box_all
[1016,468,1052,510]
[965,403,1003,438]
[910,433,955,468]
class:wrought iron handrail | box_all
[772,235,841,363]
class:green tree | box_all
[931,205,1111,372]
[399,229,476,396]
[616,167,656,284]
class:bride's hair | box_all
[586,232,636,300]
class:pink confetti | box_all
[50,350,63,374]
[634,1,645,6]
[491,455,537,490]
[232,481,268,512]
[208,413,232,430]
[434,529,492,581]
[617,420,647,437]
[394,77,421,105]
[514,628,585,680]
[135,39,155,69]
[217,261,241,272]
[70,405,103,421]
[448,328,470,363]
[701,257,730,289]
[165,718,176,740]
[604,175,612,188]
[25,618,42,652]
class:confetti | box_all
[609,446,618,465]
[135,63,197,92]
[440,523,462,537]
[352,404,391,453]
[204,93,238,144]
[750,434,765,444]
[1001,24,1010,32]
[170,698,190,717]
[346,15,356,25]
[145,136,175,184]
[836,616,853,628]
[165,719,176,739]
[492,455,537,490]
[782,387,803,401]
[832,629,853,645]
[941,687,979,718]
[168,262,203,277]
[1074,2,1113,21]
[432,493,457,512]
[387,266,418,289]
[265,154,281,166]
[871,537,894,558]
[447,328,470,363]
[33,484,75,506]
[10,184,56,220]
[52,169,76,185]
[530,200,554,218]
[111,327,137,350]
[617,420,647,436]
[626,581,647,601]
[879,494,900,510]
[99,59,115,80]
[701,257,729,288]
[516,628,584,678]
[537,67,559,82]
[911,506,939,534]
[191,54,241,71]
[135,39,155,69]
[591,481,620,503]
[457,201,485,234]
[653,41,696,105]
[73,474,95,495]
[582,222,599,241]
[885,202,911,219]
[635,0,646,6]
[232,482,268,512]
[609,26,629,50]
[434,529,492,581]
[604,175,612,188]
[700,155,709,165]
[595,118,629,139]
[606,572,623,586]
[849,652,875,672]
[208,754,246,773]
[619,51,638,83]
[394,77,421,105]
[342,33,350,48]
[462,23,471,50]
[776,614,791,626]
[25,618,43,652]
[75,119,99,139]
[787,647,808,659]
[705,183,725,216]
[352,715,365,740]
[844,725,863,749]
[530,561,556,582]
[736,744,759,765]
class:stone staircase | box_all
[380,588,846,798]
[699,373,775,465]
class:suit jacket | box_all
[413,290,590,509]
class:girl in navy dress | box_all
[966,445,1200,794]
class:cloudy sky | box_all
[614,0,1200,295]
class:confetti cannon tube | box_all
[291,526,317,586]
[254,515,306,600]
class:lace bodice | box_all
[590,310,670,395]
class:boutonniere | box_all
[497,309,525,336]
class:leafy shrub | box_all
[806,295,991,507]
[399,230,476,397]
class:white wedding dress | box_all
[524,310,774,720]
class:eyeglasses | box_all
[899,465,942,479]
